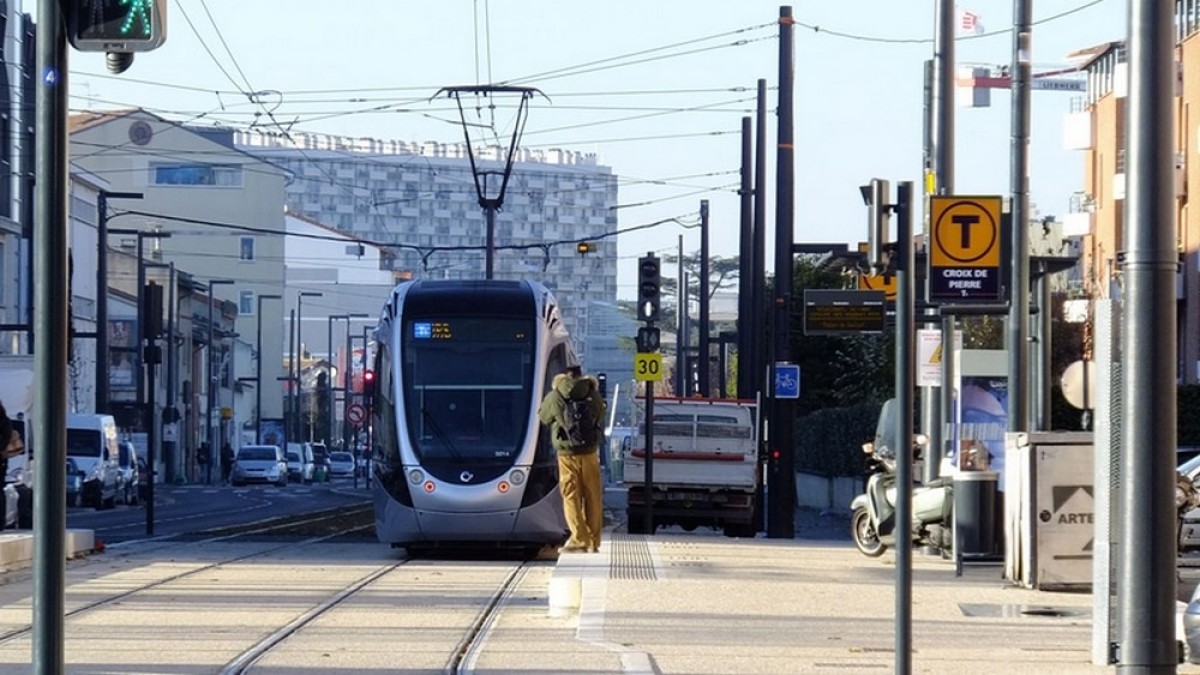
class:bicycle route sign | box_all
[774,363,800,399]
[929,195,1003,301]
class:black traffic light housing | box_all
[362,369,376,402]
[68,0,168,53]
[636,326,661,352]
[637,253,661,322]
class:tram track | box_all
[215,556,536,675]
[0,509,374,647]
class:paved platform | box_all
[543,530,1200,674]
[0,529,95,574]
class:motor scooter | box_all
[850,434,954,557]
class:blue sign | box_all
[774,363,800,399]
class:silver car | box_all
[231,445,288,487]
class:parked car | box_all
[231,445,288,487]
[327,451,355,478]
[65,459,84,508]
[116,441,139,506]
[66,414,121,510]
[308,442,330,481]
[285,443,314,484]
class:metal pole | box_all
[206,279,234,476]
[95,192,108,413]
[768,4,796,539]
[290,305,297,443]
[1116,0,1177,669]
[752,78,768,534]
[1007,0,1032,434]
[894,181,916,675]
[32,0,68,668]
[145,282,158,538]
[643,380,655,534]
[485,205,496,279]
[256,294,281,444]
[165,263,176,482]
[699,200,710,397]
[752,78,768,402]
[94,192,142,414]
[345,321,354,478]
[328,315,335,444]
[296,292,323,442]
[737,116,753,399]
[930,0,956,485]
[1035,268,1052,430]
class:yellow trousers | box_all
[558,451,603,550]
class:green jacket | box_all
[537,373,606,454]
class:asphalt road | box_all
[66,476,372,544]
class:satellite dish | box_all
[1060,360,1096,410]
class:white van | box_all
[66,414,122,509]
[285,442,314,484]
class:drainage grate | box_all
[959,603,1089,619]
[609,532,658,581]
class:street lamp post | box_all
[205,279,235,481]
[95,190,143,414]
[295,291,323,442]
[108,228,170,427]
[327,313,368,447]
[256,294,282,444]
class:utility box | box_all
[1004,431,1094,590]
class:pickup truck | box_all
[621,397,760,537]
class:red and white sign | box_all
[346,403,367,426]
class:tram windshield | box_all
[402,317,534,463]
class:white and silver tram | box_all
[370,279,573,550]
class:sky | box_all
[54,0,1126,299]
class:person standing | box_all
[197,442,212,485]
[537,364,606,553]
[220,442,234,485]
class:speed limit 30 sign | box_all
[634,352,663,381]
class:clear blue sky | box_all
[58,0,1125,298]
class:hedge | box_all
[794,403,882,479]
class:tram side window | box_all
[374,348,396,464]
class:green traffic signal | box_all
[69,0,168,53]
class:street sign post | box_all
[346,403,366,427]
[929,195,1004,301]
[774,363,800,399]
[634,353,663,382]
[804,289,886,335]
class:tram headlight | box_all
[407,469,424,485]
[508,469,526,486]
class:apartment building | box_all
[1066,15,1200,382]
[209,128,619,364]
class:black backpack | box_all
[558,392,598,449]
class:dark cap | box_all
[564,364,582,377]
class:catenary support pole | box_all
[752,78,768,533]
[1007,0,1032,434]
[767,5,796,538]
[931,0,956,484]
[1116,0,1177,670]
[737,116,753,399]
[698,200,710,396]
[32,0,68,669]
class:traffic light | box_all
[68,0,168,53]
[362,369,376,400]
[637,253,661,322]
[636,326,661,352]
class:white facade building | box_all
[212,128,619,364]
